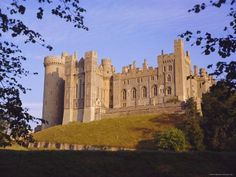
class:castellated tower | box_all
[174,39,191,101]
[62,52,78,124]
[42,55,65,129]
[83,51,98,122]
[101,58,113,108]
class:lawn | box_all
[34,114,182,149]
[0,150,235,177]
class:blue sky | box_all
[1,0,234,128]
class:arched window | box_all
[153,85,158,96]
[132,88,137,99]
[169,65,172,71]
[167,87,172,95]
[167,74,171,82]
[142,86,147,98]
[122,89,127,100]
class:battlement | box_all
[85,51,98,59]
[158,53,174,61]
[44,56,65,67]
[102,58,112,66]
[118,59,157,77]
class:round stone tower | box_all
[42,55,65,129]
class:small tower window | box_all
[169,65,172,71]
[167,74,171,82]
[76,84,78,98]
[163,66,166,72]
[167,87,172,95]
[122,89,127,100]
[153,85,158,96]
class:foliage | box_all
[154,128,187,152]
[0,120,11,147]
[180,98,205,150]
[181,98,198,118]
[180,0,236,58]
[201,80,236,151]
[181,1,236,95]
[0,1,87,146]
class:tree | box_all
[180,1,236,151]
[180,98,205,151]
[180,0,236,92]
[181,0,235,58]
[201,81,236,151]
[0,0,88,147]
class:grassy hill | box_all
[34,114,182,149]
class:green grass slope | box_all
[34,114,182,149]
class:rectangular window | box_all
[76,84,78,98]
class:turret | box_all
[143,59,148,70]
[42,56,65,129]
[62,52,78,124]
[200,68,207,77]
[194,65,199,76]
[83,51,98,122]
[102,58,112,74]
[174,39,186,101]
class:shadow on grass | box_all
[135,114,185,150]
[0,150,235,177]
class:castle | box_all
[42,39,214,129]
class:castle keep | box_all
[42,40,214,129]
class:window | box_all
[163,66,166,72]
[76,84,78,98]
[132,88,137,99]
[79,79,82,98]
[169,65,172,71]
[122,89,127,100]
[151,76,155,80]
[142,86,147,98]
[167,74,171,82]
[167,87,172,95]
[153,85,158,96]
[56,67,59,73]
[160,89,163,94]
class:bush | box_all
[180,117,205,151]
[154,128,187,152]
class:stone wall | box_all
[28,142,135,151]
[102,102,183,119]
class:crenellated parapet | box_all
[44,56,65,67]
[85,51,98,59]
[158,53,175,61]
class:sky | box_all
[0,0,234,128]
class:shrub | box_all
[154,128,186,152]
[180,117,205,151]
